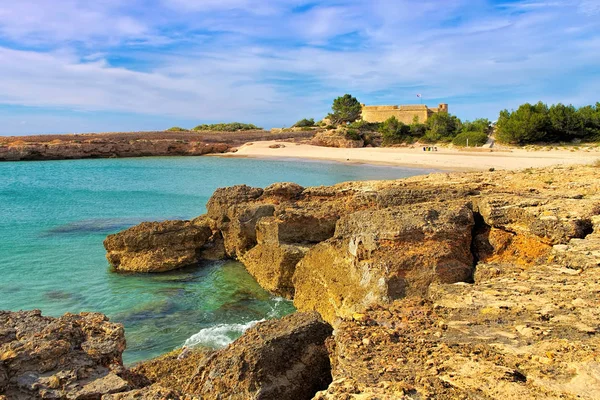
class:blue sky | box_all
[0,0,599,135]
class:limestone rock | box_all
[293,202,475,323]
[262,182,304,200]
[103,219,213,272]
[0,310,131,399]
[130,348,211,394]
[311,130,364,148]
[102,384,184,399]
[241,242,310,298]
[189,312,333,400]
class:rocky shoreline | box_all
[2,164,600,399]
[0,130,314,161]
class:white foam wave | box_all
[183,319,264,349]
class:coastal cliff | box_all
[0,130,314,161]
[3,164,600,399]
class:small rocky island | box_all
[2,164,600,399]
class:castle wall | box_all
[361,104,448,124]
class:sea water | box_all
[0,156,435,364]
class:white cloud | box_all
[0,0,598,133]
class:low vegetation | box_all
[166,126,189,132]
[293,118,315,128]
[192,122,262,131]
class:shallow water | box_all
[0,156,435,363]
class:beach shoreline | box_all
[215,140,600,171]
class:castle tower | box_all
[438,103,449,113]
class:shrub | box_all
[293,118,315,128]
[327,94,362,125]
[410,122,427,138]
[348,120,381,132]
[166,126,189,132]
[192,123,262,131]
[452,131,489,147]
[345,128,362,141]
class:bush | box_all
[192,123,262,131]
[410,122,427,138]
[327,94,362,125]
[452,131,489,147]
[348,120,381,132]
[293,118,315,128]
[166,126,188,132]
[345,128,362,141]
[379,116,410,145]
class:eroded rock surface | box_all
[104,218,215,272]
[131,312,332,400]
[0,310,137,399]
[294,202,475,322]
[311,130,364,148]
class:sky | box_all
[0,0,599,135]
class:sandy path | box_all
[215,141,600,171]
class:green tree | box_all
[548,104,584,140]
[424,112,461,142]
[578,103,600,140]
[461,118,491,135]
[379,116,410,145]
[328,94,362,125]
[496,102,550,144]
[409,115,427,137]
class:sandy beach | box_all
[218,140,600,171]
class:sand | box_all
[216,141,600,171]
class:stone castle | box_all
[361,103,448,124]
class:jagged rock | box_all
[238,214,336,298]
[262,182,304,200]
[187,312,332,400]
[241,242,310,298]
[102,385,184,399]
[0,310,131,399]
[293,202,475,323]
[130,348,211,394]
[103,219,213,272]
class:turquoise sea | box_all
[0,156,435,364]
